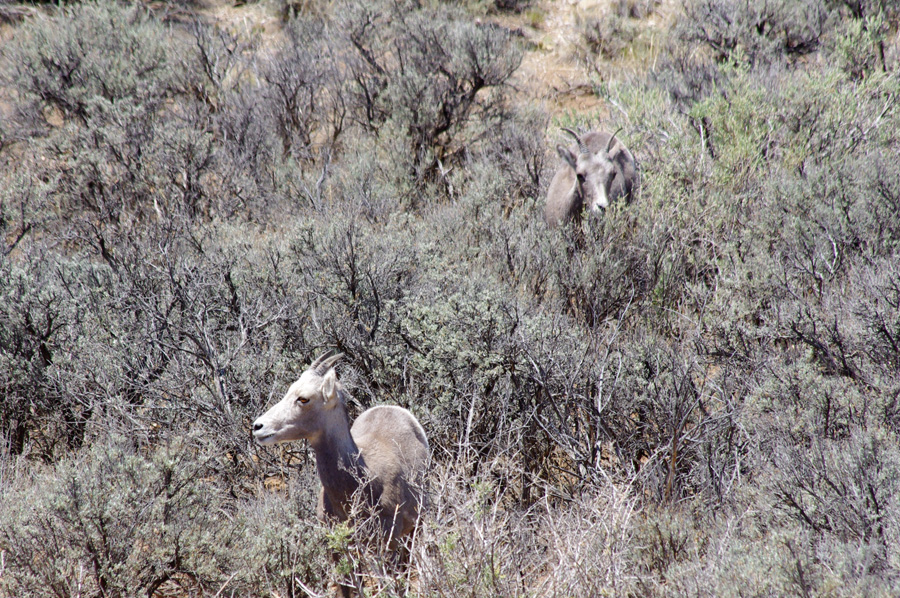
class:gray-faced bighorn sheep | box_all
[252,353,430,550]
[544,127,637,227]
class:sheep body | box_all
[252,354,429,546]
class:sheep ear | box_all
[321,368,339,404]
[557,145,577,169]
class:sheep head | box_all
[252,353,345,446]
[557,127,620,211]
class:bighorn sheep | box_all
[252,353,430,550]
[544,127,637,227]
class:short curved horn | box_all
[561,127,589,154]
[314,352,344,375]
[606,127,624,154]
[309,353,328,372]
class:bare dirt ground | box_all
[495,0,679,117]
[0,0,678,130]
[199,0,679,119]
[505,1,603,113]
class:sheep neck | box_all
[309,405,365,507]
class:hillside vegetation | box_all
[1,0,899,595]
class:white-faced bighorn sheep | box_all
[252,353,430,552]
[544,127,637,227]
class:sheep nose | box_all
[253,422,263,432]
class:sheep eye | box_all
[297,396,310,404]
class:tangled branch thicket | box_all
[1,0,899,595]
